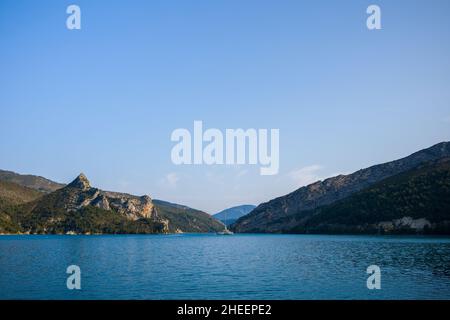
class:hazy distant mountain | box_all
[0,169,64,193]
[213,205,256,226]
[232,142,450,234]
[0,173,224,234]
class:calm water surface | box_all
[1,234,450,299]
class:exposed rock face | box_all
[67,173,91,191]
[233,141,450,233]
[64,174,159,221]
[377,217,432,232]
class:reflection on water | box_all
[0,234,450,299]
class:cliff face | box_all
[233,142,450,233]
[62,173,158,221]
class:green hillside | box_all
[0,181,44,233]
[13,204,167,235]
[154,200,224,233]
[0,180,43,206]
[286,158,450,234]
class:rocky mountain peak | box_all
[67,173,91,191]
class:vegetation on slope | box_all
[154,200,224,233]
[0,181,44,233]
[15,205,167,234]
[285,158,450,234]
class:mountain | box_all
[285,158,450,234]
[213,205,256,226]
[0,181,44,233]
[5,173,168,234]
[153,200,225,233]
[0,174,224,234]
[153,199,191,211]
[232,142,450,233]
[0,180,43,206]
[0,169,64,193]
[61,173,159,220]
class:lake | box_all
[1,234,450,299]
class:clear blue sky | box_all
[1,0,449,213]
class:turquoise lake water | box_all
[1,234,450,299]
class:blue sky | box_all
[1,0,449,213]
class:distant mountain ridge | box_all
[213,205,256,226]
[0,169,64,193]
[232,142,450,233]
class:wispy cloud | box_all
[163,172,179,188]
[288,165,323,187]
[236,169,248,178]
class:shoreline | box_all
[2,233,450,238]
